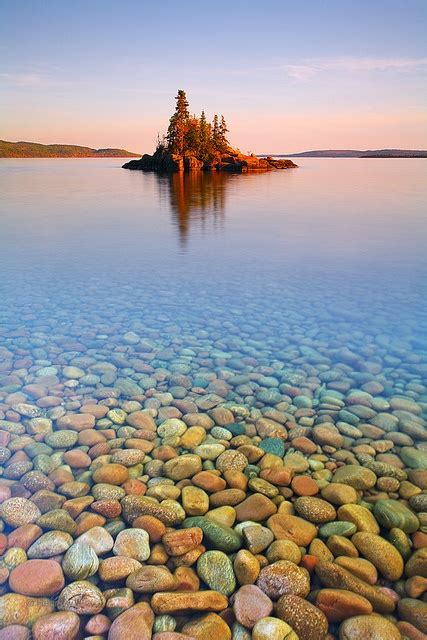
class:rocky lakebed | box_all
[0,317,426,640]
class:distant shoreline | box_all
[259,149,427,158]
[0,140,140,158]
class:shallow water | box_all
[1,158,426,378]
[0,158,427,634]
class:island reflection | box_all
[157,171,230,244]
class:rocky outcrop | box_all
[123,148,297,173]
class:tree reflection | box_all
[158,171,230,245]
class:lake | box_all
[0,158,426,633]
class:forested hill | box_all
[0,140,140,158]
[266,149,427,158]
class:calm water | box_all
[0,157,426,405]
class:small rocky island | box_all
[123,90,297,173]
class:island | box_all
[0,140,139,158]
[123,90,298,173]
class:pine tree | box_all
[198,110,211,162]
[219,115,229,150]
[212,114,220,149]
[166,90,190,155]
[185,116,200,155]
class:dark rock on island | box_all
[123,148,297,173]
[123,89,297,173]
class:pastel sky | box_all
[1,0,426,153]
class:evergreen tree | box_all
[166,90,190,155]
[185,116,200,154]
[198,110,211,162]
[219,115,229,150]
[212,114,220,149]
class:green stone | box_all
[401,447,427,470]
[226,423,246,436]
[374,499,419,533]
[183,516,242,552]
[259,438,285,457]
[197,550,236,595]
[319,521,357,538]
[62,542,99,580]
[389,528,412,561]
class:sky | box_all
[1,0,426,153]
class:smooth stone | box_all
[276,593,328,640]
[197,550,236,595]
[108,602,154,640]
[57,580,105,614]
[352,532,404,581]
[75,527,114,555]
[315,588,373,622]
[338,614,401,639]
[259,438,285,457]
[113,528,150,561]
[319,521,357,538]
[0,593,54,628]
[62,542,99,580]
[267,514,317,546]
[27,531,73,558]
[9,559,65,597]
[294,496,336,523]
[234,494,277,522]
[126,565,178,593]
[398,598,427,634]
[183,516,242,552]
[256,560,310,599]
[332,465,377,490]
[315,562,395,614]
[373,499,419,533]
[337,504,380,534]
[150,590,228,614]
[252,617,299,640]
[0,498,41,527]
[32,611,81,640]
[181,612,231,640]
[401,447,427,470]
[233,584,273,629]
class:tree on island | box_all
[163,90,230,163]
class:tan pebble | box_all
[181,612,231,640]
[338,614,401,639]
[266,540,302,565]
[205,506,236,527]
[174,566,200,591]
[208,488,246,507]
[252,616,299,640]
[267,513,317,546]
[352,532,404,581]
[337,504,380,534]
[315,588,373,622]
[150,590,228,614]
[192,471,226,493]
[162,527,203,556]
[326,535,359,558]
[234,493,277,522]
[335,556,378,584]
[182,486,209,516]
[234,549,261,585]
[276,593,328,640]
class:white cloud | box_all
[281,56,427,81]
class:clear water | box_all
[0,157,426,404]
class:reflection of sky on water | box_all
[0,158,426,375]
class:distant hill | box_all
[0,140,140,158]
[260,149,427,158]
